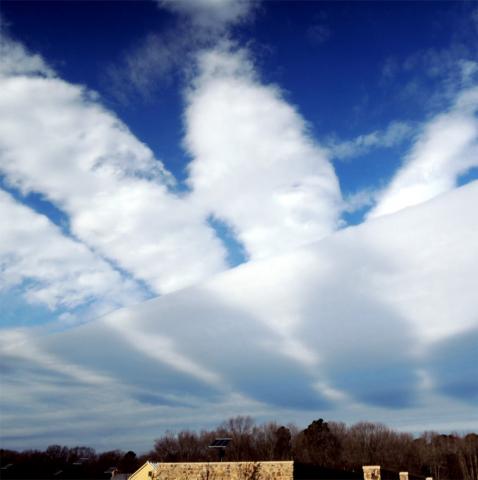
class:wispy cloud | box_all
[306,21,331,46]
[307,24,331,45]
[158,0,258,30]
[104,32,184,103]
[104,27,203,104]
[380,8,478,113]
[327,121,414,161]
[105,0,259,102]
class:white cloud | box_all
[327,121,414,161]
[0,38,228,296]
[0,190,145,318]
[158,0,256,30]
[1,181,477,450]
[185,45,342,260]
[369,86,478,218]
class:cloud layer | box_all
[1,181,477,450]
[1,17,478,452]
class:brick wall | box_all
[152,461,294,480]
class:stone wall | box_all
[152,461,294,480]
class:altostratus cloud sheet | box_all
[2,182,478,450]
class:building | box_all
[129,461,161,480]
[129,462,433,480]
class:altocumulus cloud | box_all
[0,35,342,317]
[1,181,477,450]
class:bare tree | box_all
[458,434,478,480]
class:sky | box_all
[0,0,477,452]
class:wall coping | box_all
[155,461,294,466]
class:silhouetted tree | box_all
[119,450,138,473]
[294,418,342,467]
[273,426,292,460]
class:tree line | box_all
[1,417,477,480]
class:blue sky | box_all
[4,1,476,191]
[0,0,478,451]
